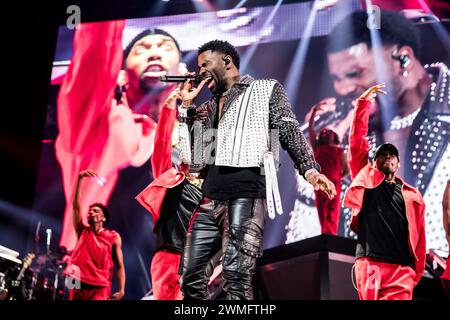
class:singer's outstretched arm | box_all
[73,169,98,238]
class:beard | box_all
[379,163,397,175]
[87,217,96,225]
[88,215,103,225]
[381,167,395,175]
[212,78,226,95]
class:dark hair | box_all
[115,28,181,102]
[318,128,340,146]
[198,40,240,69]
[89,203,111,226]
[327,10,420,56]
[122,28,181,68]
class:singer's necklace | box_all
[222,87,232,97]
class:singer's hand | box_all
[179,72,210,105]
[306,172,337,200]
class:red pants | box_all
[150,249,183,300]
[354,257,416,300]
[315,182,341,235]
[69,284,110,300]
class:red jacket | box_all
[343,99,426,285]
[135,106,186,231]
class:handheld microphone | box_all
[160,74,202,84]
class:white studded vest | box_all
[215,79,278,167]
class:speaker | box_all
[255,234,358,300]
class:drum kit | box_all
[0,224,70,300]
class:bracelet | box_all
[178,104,198,124]
[305,168,319,180]
[178,104,194,118]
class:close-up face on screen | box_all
[2,0,450,303]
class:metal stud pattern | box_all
[422,144,450,251]
[215,79,274,167]
[189,75,319,178]
[172,121,191,165]
[412,63,450,251]
[268,83,320,177]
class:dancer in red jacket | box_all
[344,83,426,300]
[136,83,208,299]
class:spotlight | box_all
[314,0,338,11]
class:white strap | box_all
[264,152,283,219]
[231,81,256,165]
[264,154,275,219]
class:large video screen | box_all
[30,0,450,298]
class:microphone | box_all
[160,74,202,84]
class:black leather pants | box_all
[180,197,265,300]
